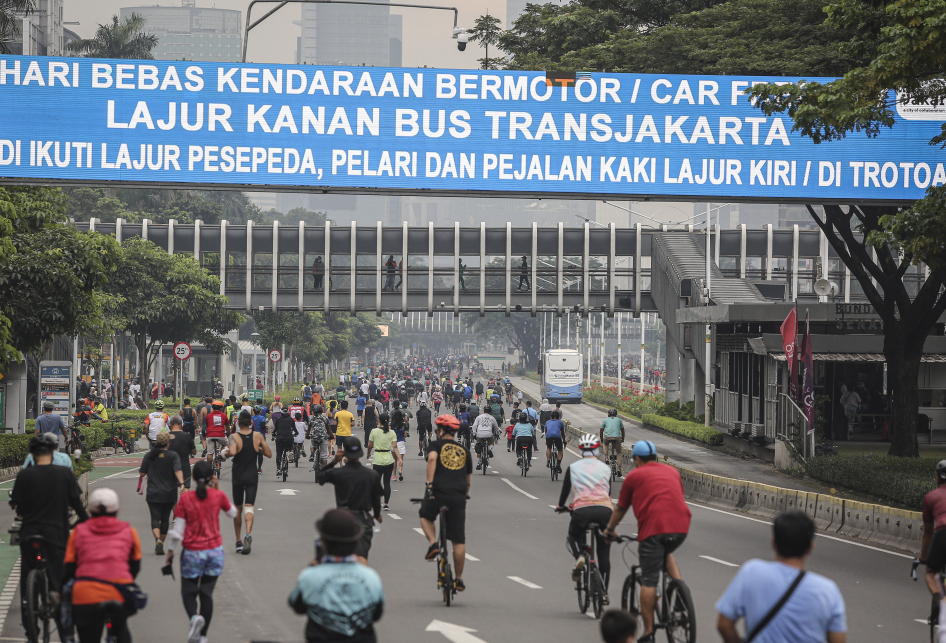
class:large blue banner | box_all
[0,54,940,202]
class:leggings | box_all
[515,436,533,462]
[148,501,175,534]
[181,575,218,636]
[74,602,132,643]
[373,463,394,503]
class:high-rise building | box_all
[2,0,64,56]
[506,0,528,33]
[119,1,241,63]
[297,1,401,67]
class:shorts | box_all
[418,494,466,544]
[311,439,329,460]
[926,529,946,571]
[180,546,225,579]
[638,533,687,587]
[545,437,564,451]
[232,482,258,506]
[206,436,227,453]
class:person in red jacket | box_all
[64,487,142,643]
[203,400,229,463]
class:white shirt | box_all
[361,382,370,395]
[294,421,307,443]
[472,414,500,438]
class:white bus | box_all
[540,349,583,404]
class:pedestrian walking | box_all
[137,432,183,555]
[716,511,847,643]
[224,410,271,555]
[316,437,383,561]
[516,255,530,290]
[312,256,325,290]
[458,259,467,291]
[367,414,401,511]
[64,488,143,643]
[167,415,197,490]
[383,255,396,290]
[289,509,384,642]
[165,460,238,643]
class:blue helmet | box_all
[632,440,656,457]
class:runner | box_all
[224,410,271,555]
[367,414,401,511]
[137,432,184,555]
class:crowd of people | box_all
[14,352,909,643]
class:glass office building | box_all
[298,1,402,67]
[120,2,241,62]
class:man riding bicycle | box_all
[600,409,626,478]
[604,441,691,643]
[922,459,946,631]
[204,400,229,463]
[308,405,330,469]
[415,402,433,456]
[270,407,299,476]
[418,414,472,592]
[471,410,500,471]
[544,410,566,473]
[456,404,471,447]
[555,434,614,596]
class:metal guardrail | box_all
[777,393,811,460]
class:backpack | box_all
[181,407,195,425]
[489,404,503,424]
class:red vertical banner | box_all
[800,311,815,434]
[780,308,798,403]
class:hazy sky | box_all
[68,0,503,69]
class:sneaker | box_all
[199,638,208,643]
[201,450,207,458]
[383,504,390,511]
[475,463,482,470]
[236,540,243,554]
[418,450,423,457]
[155,539,164,555]
[455,579,466,592]
[507,448,511,452]
[242,534,252,555]
[425,543,441,561]
[187,615,205,643]
[309,455,315,462]
[602,593,610,606]
[398,472,404,482]
[571,557,585,582]
[257,468,262,474]
[636,634,656,643]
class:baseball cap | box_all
[88,487,120,514]
[632,440,656,457]
[342,436,364,457]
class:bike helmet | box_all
[577,433,601,452]
[275,395,281,401]
[212,399,224,409]
[253,405,262,414]
[608,408,617,417]
[311,405,324,414]
[937,460,946,481]
[155,400,165,410]
[459,404,466,412]
[419,401,427,407]
[292,397,301,404]
[434,414,460,432]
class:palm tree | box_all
[66,13,158,59]
[0,0,36,54]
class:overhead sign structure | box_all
[0,55,941,203]
[173,341,192,360]
[268,349,282,363]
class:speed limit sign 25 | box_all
[173,342,191,360]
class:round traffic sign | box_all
[173,342,191,360]
[364,347,370,354]
[268,349,282,363]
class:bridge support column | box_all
[680,358,695,405]
[694,362,706,418]
[665,337,680,404]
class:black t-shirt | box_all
[11,464,87,548]
[428,439,472,498]
[167,431,195,488]
[415,406,432,428]
[139,449,182,504]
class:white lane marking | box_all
[916,619,928,624]
[507,576,542,589]
[465,553,480,561]
[425,619,489,643]
[387,514,401,520]
[501,478,539,500]
[700,555,739,567]
[0,557,20,636]
[414,528,425,536]
[566,447,581,458]
[277,488,300,495]
[89,467,138,484]
[687,502,914,559]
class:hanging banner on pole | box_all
[0,55,942,203]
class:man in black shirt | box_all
[418,415,472,592]
[317,437,382,561]
[167,415,196,489]
[415,402,433,457]
[10,434,88,635]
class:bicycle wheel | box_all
[550,448,559,481]
[441,557,453,606]
[576,556,590,614]
[24,568,50,643]
[621,570,645,634]
[590,564,605,619]
[664,579,696,643]
[282,457,288,482]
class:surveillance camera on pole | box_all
[453,27,468,51]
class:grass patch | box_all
[804,454,937,510]
[642,414,724,446]
[584,383,664,419]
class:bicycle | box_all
[311,439,324,482]
[420,427,432,458]
[20,535,52,643]
[554,508,608,619]
[103,422,134,455]
[913,557,940,642]
[293,442,303,468]
[607,441,621,481]
[550,440,561,482]
[278,446,289,482]
[64,423,88,456]
[619,534,696,643]
[411,498,457,606]
[518,440,530,477]
[476,438,491,475]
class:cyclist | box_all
[432,386,443,413]
[604,441,691,643]
[545,410,566,473]
[11,434,88,638]
[450,387,462,413]
[555,434,613,595]
[513,412,537,469]
[144,400,170,447]
[64,487,141,643]
[462,382,473,405]
[288,397,308,425]
[308,405,330,469]
[456,404,471,448]
[505,379,513,404]
[471,409,500,470]
[271,406,298,477]
[475,380,484,404]
[921,459,946,629]
[293,412,308,462]
[224,410,271,555]
[204,400,229,464]
[416,401,433,456]
[599,409,626,478]
[418,414,472,592]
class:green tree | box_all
[0,0,34,54]
[747,0,946,457]
[465,313,540,367]
[63,188,134,224]
[0,187,121,368]
[66,13,158,59]
[106,237,242,387]
[468,13,505,70]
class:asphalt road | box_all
[0,393,932,643]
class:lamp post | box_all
[250,332,260,395]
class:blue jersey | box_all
[513,421,536,438]
[463,386,473,399]
[290,561,384,638]
[393,425,407,442]
[357,396,367,411]
[544,419,565,438]
[252,414,266,433]
[457,411,470,425]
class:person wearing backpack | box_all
[181,399,197,439]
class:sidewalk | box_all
[512,376,826,494]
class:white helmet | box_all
[577,433,601,452]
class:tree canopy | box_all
[66,13,158,59]
[0,0,35,54]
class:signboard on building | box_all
[377,324,389,337]
[0,56,942,203]
[39,361,73,420]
